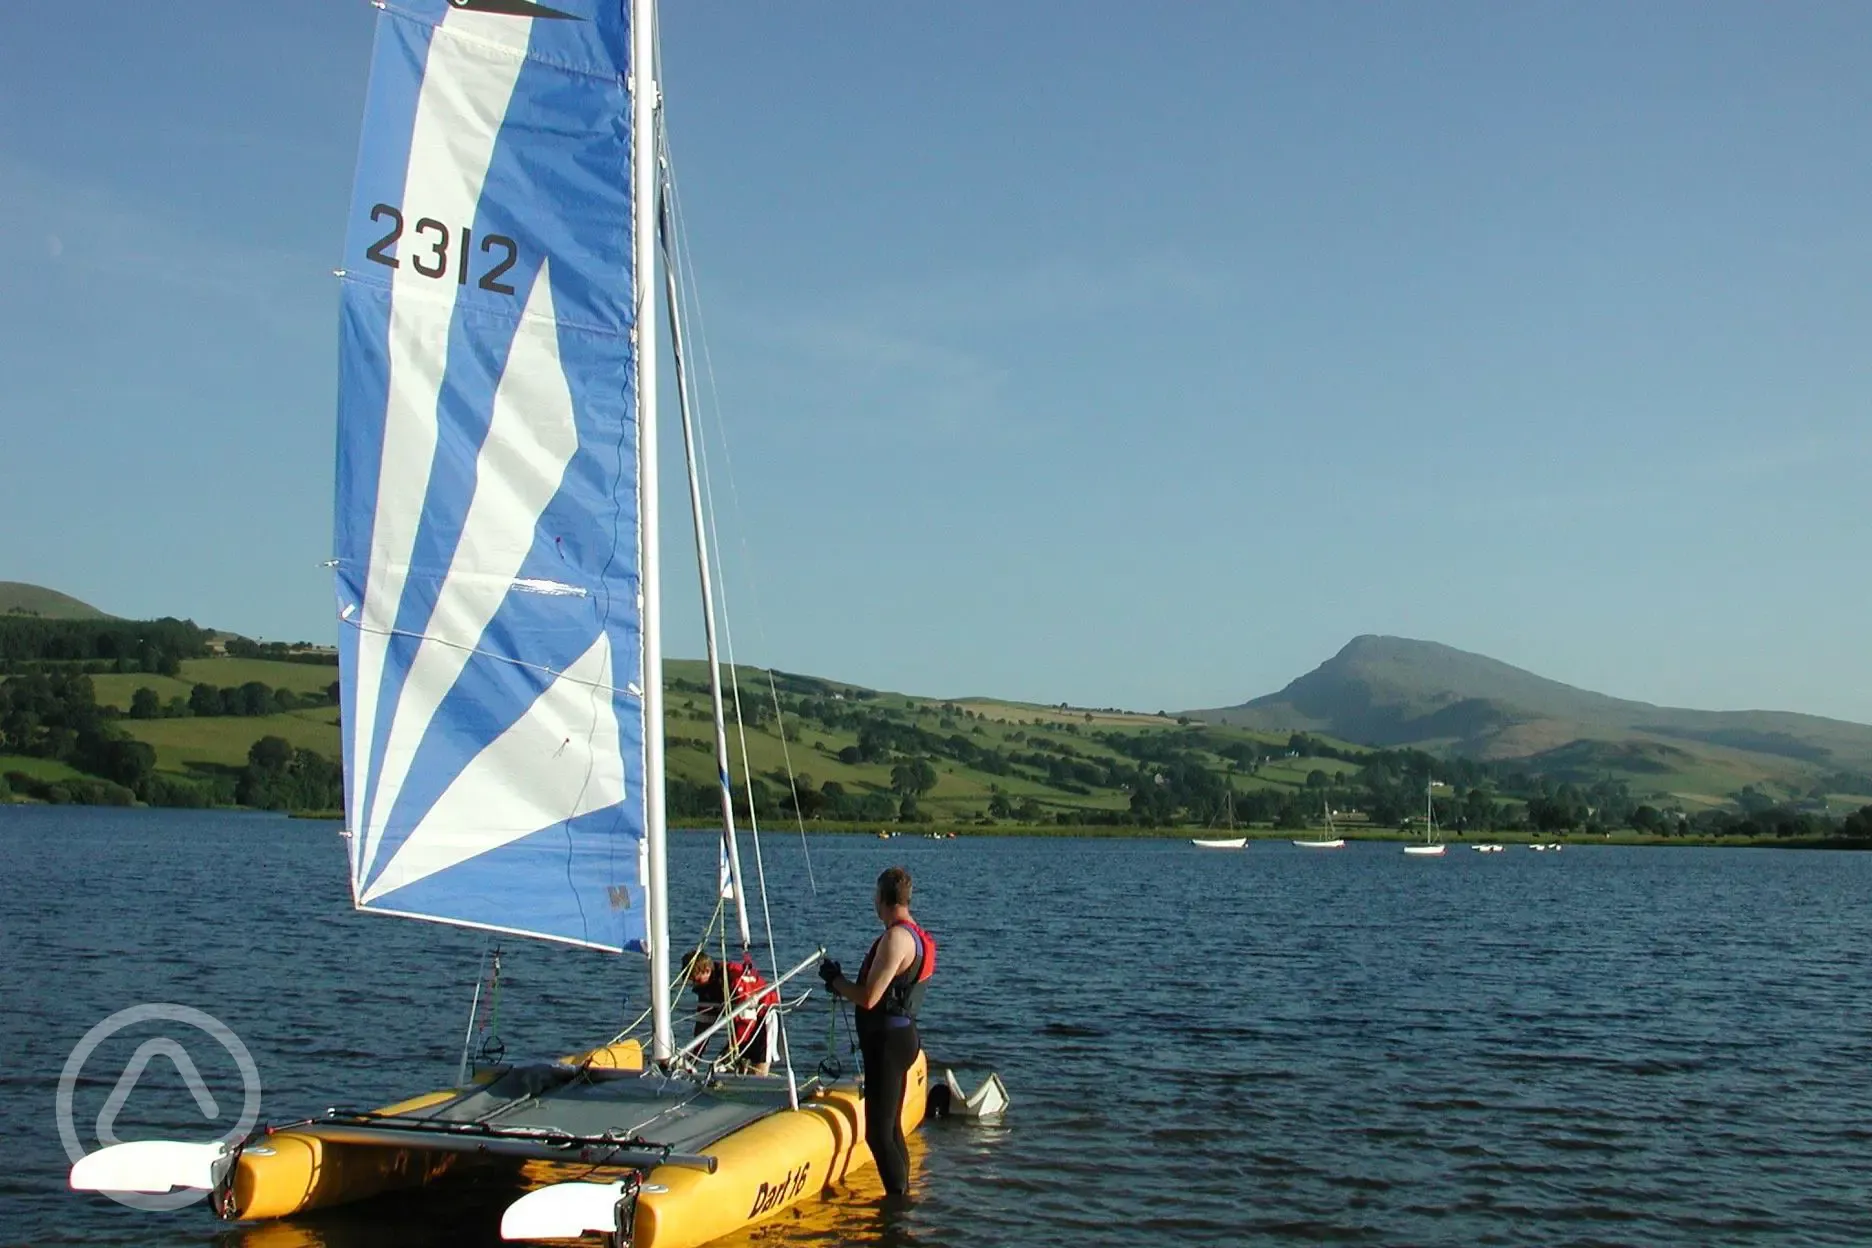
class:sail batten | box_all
[335,0,644,952]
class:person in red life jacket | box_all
[818,865,934,1198]
[684,949,779,1075]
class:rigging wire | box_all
[657,125,820,903]
[658,134,805,1101]
[605,887,726,1051]
[655,92,838,1100]
[655,25,826,1098]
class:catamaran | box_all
[1403,778,1446,856]
[70,1,1002,1242]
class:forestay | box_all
[333,0,646,952]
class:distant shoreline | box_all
[6,636,1867,844]
[3,803,1856,850]
[265,810,1870,850]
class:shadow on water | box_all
[211,1175,525,1248]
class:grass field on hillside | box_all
[181,658,339,695]
[0,583,110,619]
[1251,756,1364,787]
[122,709,341,773]
[953,699,1171,728]
[664,712,1135,819]
[19,645,1842,829]
[90,658,340,711]
[658,685,1336,822]
[0,754,92,782]
[90,673,197,709]
[667,682,1353,817]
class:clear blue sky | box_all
[2,2,1866,721]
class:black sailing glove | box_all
[817,959,842,987]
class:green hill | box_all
[1192,635,1872,811]
[0,582,112,620]
[655,660,1324,825]
[6,597,1868,833]
[10,649,1327,825]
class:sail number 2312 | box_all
[364,203,518,295]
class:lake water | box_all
[4,807,1869,1247]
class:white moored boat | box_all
[1294,797,1346,849]
[1194,787,1248,848]
[1404,777,1447,856]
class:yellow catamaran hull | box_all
[225,1042,928,1246]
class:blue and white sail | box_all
[333,0,646,952]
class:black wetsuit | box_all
[854,920,933,1196]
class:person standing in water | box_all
[819,866,935,1197]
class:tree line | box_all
[10,651,1872,838]
[127,680,340,720]
[0,670,340,811]
[1,672,162,798]
[665,694,1872,840]
[221,636,339,666]
[235,736,343,811]
[0,616,209,674]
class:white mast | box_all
[633,0,673,1063]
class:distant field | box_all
[180,658,339,695]
[0,582,110,619]
[953,699,1170,728]
[1253,756,1363,787]
[122,709,341,773]
[87,658,340,711]
[1488,726,1851,812]
[90,673,196,709]
[0,754,91,782]
[663,719,1133,820]
[656,685,1330,822]
[19,636,1856,829]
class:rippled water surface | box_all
[6,807,1870,1246]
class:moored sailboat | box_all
[1294,797,1346,849]
[1193,786,1248,847]
[1403,778,1446,856]
[67,2,1000,1242]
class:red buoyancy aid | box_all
[725,958,777,1053]
[858,919,936,1023]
